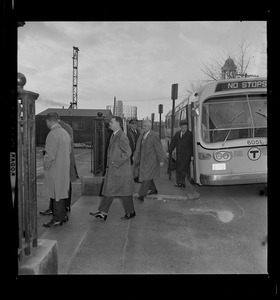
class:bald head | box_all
[143,120,152,132]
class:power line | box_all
[121,94,187,102]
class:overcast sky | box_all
[18,21,267,121]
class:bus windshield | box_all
[201,94,267,143]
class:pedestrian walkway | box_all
[134,166,200,201]
[39,165,200,274]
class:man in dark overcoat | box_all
[127,119,140,165]
[167,120,193,188]
[90,116,136,221]
[133,120,165,202]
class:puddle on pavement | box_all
[189,208,234,223]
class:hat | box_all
[129,119,138,124]
[179,120,188,126]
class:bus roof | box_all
[196,76,267,102]
[165,77,267,118]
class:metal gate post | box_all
[17,73,39,258]
[92,112,106,175]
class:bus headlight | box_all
[214,150,232,162]
[198,152,211,160]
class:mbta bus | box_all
[165,77,267,185]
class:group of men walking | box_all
[40,113,193,226]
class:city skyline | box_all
[18,21,267,121]
[106,100,137,119]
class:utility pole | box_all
[169,83,178,179]
[151,113,155,130]
[158,104,163,140]
[69,46,79,109]
[113,96,116,115]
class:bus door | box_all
[189,102,199,184]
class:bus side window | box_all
[202,106,210,142]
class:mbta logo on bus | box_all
[247,147,261,161]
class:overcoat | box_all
[59,120,79,181]
[168,130,193,172]
[102,129,135,196]
[127,126,140,154]
[42,124,71,201]
[133,130,165,181]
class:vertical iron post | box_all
[92,112,106,175]
[151,113,155,130]
[17,73,39,258]
[158,104,163,140]
[169,83,178,180]
[113,96,116,115]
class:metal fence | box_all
[17,73,39,260]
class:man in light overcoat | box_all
[58,119,79,210]
[90,116,136,221]
[42,113,71,227]
[133,120,165,202]
[39,115,79,217]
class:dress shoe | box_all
[94,212,107,221]
[147,190,158,195]
[136,196,144,202]
[39,209,53,216]
[121,212,136,220]
[174,183,182,187]
[90,210,101,216]
[43,219,63,228]
[63,215,69,223]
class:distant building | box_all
[106,101,137,119]
[106,100,123,116]
[123,105,137,120]
[221,57,237,79]
[36,108,112,146]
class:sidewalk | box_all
[39,166,200,274]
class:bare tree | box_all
[185,36,254,95]
[185,80,208,94]
[233,35,252,76]
[200,36,252,81]
[200,53,228,81]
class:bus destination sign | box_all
[215,80,267,92]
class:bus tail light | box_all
[214,150,232,162]
[198,152,211,160]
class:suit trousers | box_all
[98,195,135,214]
[176,171,187,185]
[176,164,191,184]
[139,179,157,196]
[49,182,72,210]
[50,198,66,222]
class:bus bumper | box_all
[200,172,267,185]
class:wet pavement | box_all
[36,146,267,274]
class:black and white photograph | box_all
[6,5,274,292]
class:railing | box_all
[17,73,39,260]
